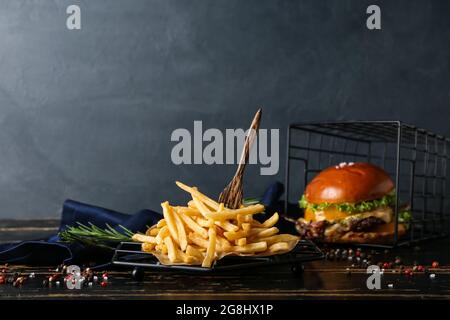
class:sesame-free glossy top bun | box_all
[305,162,394,204]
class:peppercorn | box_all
[431,261,439,268]
[404,269,413,276]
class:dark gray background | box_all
[0,0,449,219]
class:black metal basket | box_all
[112,240,323,273]
[285,121,450,248]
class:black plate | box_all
[111,240,324,272]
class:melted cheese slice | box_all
[304,206,393,224]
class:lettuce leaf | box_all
[298,193,396,214]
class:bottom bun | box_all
[324,224,407,244]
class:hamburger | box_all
[295,162,411,244]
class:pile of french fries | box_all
[132,181,299,268]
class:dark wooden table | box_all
[1,220,449,300]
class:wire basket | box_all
[284,121,450,248]
[112,240,324,273]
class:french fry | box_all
[155,226,170,244]
[175,206,201,216]
[132,233,157,243]
[250,227,279,239]
[173,211,188,251]
[176,181,220,210]
[214,220,239,232]
[196,217,215,228]
[142,242,155,252]
[267,242,290,253]
[161,201,179,245]
[148,228,160,236]
[223,230,248,241]
[257,234,299,246]
[232,242,267,253]
[187,200,197,209]
[145,224,157,236]
[236,238,247,246]
[241,223,251,232]
[194,196,261,220]
[216,235,232,252]
[227,204,265,216]
[237,213,253,226]
[179,213,208,239]
[202,228,217,268]
[248,227,267,235]
[155,243,168,254]
[251,219,263,227]
[157,219,167,228]
[188,232,209,249]
[186,245,204,260]
[164,236,177,262]
[261,212,279,228]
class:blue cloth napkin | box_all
[0,200,162,266]
[0,182,284,267]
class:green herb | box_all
[243,197,261,206]
[58,222,134,250]
[298,192,396,214]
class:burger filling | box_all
[297,192,411,241]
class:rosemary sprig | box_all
[243,197,261,206]
[58,222,134,249]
